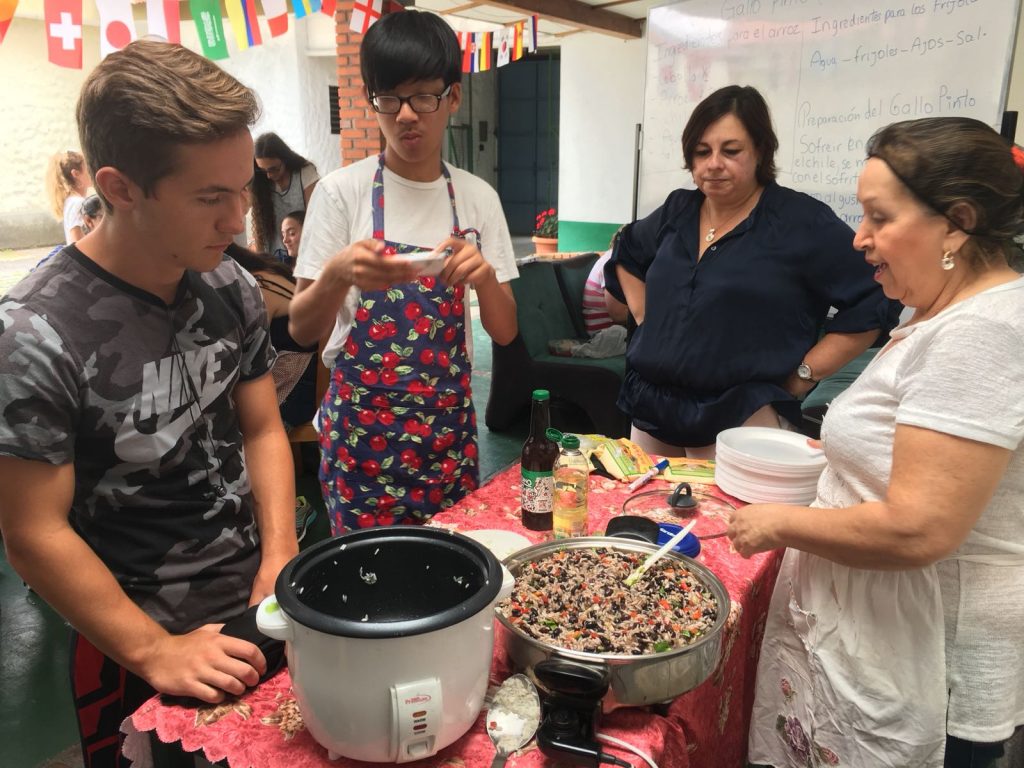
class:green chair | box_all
[485,254,629,437]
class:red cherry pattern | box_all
[319,254,488,531]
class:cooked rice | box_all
[497,547,718,655]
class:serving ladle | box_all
[486,674,541,768]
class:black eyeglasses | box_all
[369,85,452,115]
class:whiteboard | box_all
[639,0,1022,225]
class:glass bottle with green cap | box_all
[520,389,559,531]
[553,433,589,538]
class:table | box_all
[123,464,782,768]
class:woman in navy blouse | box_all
[607,85,900,458]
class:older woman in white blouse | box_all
[729,117,1024,768]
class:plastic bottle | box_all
[552,433,589,539]
[520,390,559,531]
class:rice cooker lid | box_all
[275,527,503,638]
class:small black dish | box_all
[604,515,660,543]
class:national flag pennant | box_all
[291,0,321,21]
[475,31,491,72]
[496,25,512,67]
[190,0,228,59]
[459,30,473,73]
[145,0,180,44]
[512,20,523,61]
[96,0,137,59]
[524,14,538,53]
[225,0,262,51]
[262,0,288,37]
[0,0,19,45]
[44,0,82,68]
[320,0,335,18]
[349,0,382,34]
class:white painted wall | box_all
[0,7,340,249]
[557,33,645,227]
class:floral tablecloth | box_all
[124,464,783,768]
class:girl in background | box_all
[45,150,91,244]
[280,209,305,267]
[251,134,319,259]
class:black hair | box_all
[282,209,305,225]
[681,85,778,186]
[225,242,293,280]
[866,117,1024,269]
[81,194,103,218]
[360,9,461,95]
[250,134,315,252]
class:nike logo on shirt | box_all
[114,344,233,465]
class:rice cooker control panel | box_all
[390,678,443,762]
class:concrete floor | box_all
[0,240,532,767]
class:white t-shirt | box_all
[749,277,1024,767]
[63,194,85,244]
[294,156,518,365]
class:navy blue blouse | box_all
[606,182,901,447]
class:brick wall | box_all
[334,4,386,166]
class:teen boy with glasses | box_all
[290,9,519,533]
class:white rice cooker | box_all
[256,527,513,763]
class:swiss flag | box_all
[44,0,82,69]
[96,0,137,59]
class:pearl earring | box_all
[941,250,955,271]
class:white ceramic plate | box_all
[461,529,532,561]
[397,250,448,277]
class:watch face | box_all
[797,363,813,380]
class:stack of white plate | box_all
[714,427,826,505]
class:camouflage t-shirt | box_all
[0,246,276,633]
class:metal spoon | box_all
[486,674,541,768]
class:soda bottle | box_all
[520,390,559,531]
[552,434,589,539]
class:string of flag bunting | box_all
[0,0,537,69]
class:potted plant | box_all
[531,208,558,254]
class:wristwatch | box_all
[796,362,818,383]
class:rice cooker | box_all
[256,527,513,762]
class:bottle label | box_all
[521,469,554,516]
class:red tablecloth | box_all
[124,464,782,768]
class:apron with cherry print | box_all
[318,154,479,533]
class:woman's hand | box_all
[726,504,782,557]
